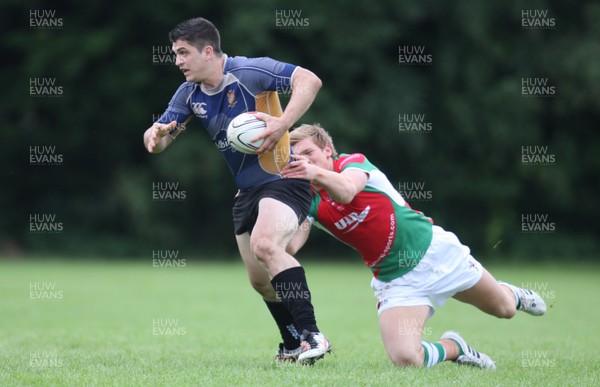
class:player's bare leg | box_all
[379,305,495,369]
[236,233,277,301]
[452,269,517,318]
[250,198,300,276]
[251,197,330,365]
[236,232,302,361]
[453,268,546,317]
[378,305,430,366]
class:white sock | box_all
[421,341,446,368]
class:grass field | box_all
[0,258,598,386]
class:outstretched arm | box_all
[144,121,177,153]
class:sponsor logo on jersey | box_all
[334,206,370,233]
[214,129,230,151]
[192,102,207,118]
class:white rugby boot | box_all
[441,331,496,370]
[499,281,547,316]
[297,329,332,365]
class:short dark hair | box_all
[169,17,222,54]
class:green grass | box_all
[0,258,598,386]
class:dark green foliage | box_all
[1,1,598,259]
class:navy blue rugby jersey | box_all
[155,54,297,190]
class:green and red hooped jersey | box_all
[308,153,433,282]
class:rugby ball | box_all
[227,112,266,154]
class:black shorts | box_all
[232,178,311,235]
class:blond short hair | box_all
[289,124,338,157]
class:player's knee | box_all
[251,236,278,262]
[387,348,423,367]
[493,303,517,319]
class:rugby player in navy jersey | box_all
[143,17,330,364]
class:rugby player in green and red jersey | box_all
[281,123,546,369]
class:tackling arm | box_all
[311,168,368,204]
[282,155,369,204]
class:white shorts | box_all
[371,225,483,317]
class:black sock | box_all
[264,300,301,349]
[271,266,319,333]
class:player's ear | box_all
[202,45,214,57]
[324,144,333,157]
